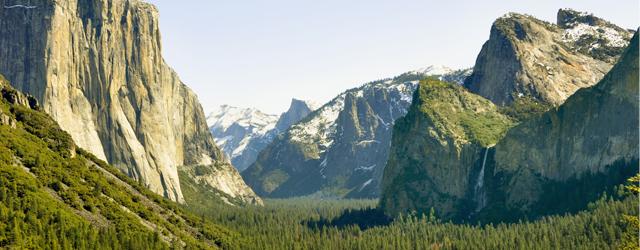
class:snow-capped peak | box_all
[411,65,454,76]
[302,100,321,111]
[439,68,473,85]
[205,105,279,131]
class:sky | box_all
[144,0,639,115]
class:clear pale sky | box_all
[144,0,638,115]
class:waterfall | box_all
[473,146,492,212]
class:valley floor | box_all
[181,193,638,250]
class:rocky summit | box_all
[206,99,318,172]
[0,0,257,203]
[242,67,467,199]
[486,31,638,216]
[464,9,632,106]
[381,31,638,222]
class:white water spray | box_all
[473,146,492,212]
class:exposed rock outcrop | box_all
[464,10,631,106]
[243,70,425,199]
[206,99,318,172]
[275,99,318,133]
[488,31,638,212]
[0,74,44,129]
[380,31,638,221]
[0,0,245,203]
[181,163,264,205]
[379,78,515,220]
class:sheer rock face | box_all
[275,99,315,133]
[379,80,514,220]
[465,10,631,106]
[380,32,638,221]
[242,79,418,199]
[490,32,639,211]
[0,0,228,203]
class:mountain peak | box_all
[206,99,318,172]
[558,9,604,29]
[557,8,632,50]
[275,98,318,133]
[411,65,454,76]
[206,105,279,132]
[465,9,629,106]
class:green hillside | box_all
[379,77,517,220]
[0,77,241,249]
[403,78,517,147]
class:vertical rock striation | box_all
[489,31,639,212]
[379,79,514,220]
[242,74,421,199]
[0,0,229,202]
[242,66,472,199]
[380,30,638,222]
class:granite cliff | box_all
[242,68,454,199]
[0,0,257,203]
[464,9,632,106]
[486,31,638,216]
[379,78,515,220]
[180,163,263,205]
[0,78,241,248]
[275,99,319,133]
[242,66,476,199]
[381,31,638,222]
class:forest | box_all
[181,189,638,250]
[0,83,241,249]
[0,79,638,249]
[177,162,639,250]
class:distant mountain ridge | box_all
[206,99,319,172]
[206,105,279,160]
[242,65,465,199]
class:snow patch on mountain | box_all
[411,65,454,76]
[285,65,457,149]
[288,75,419,156]
[359,179,374,191]
[206,105,279,134]
[562,23,629,48]
[289,95,344,148]
[303,100,322,112]
[439,68,474,85]
[206,99,319,171]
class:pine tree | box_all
[618,174,639,250]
